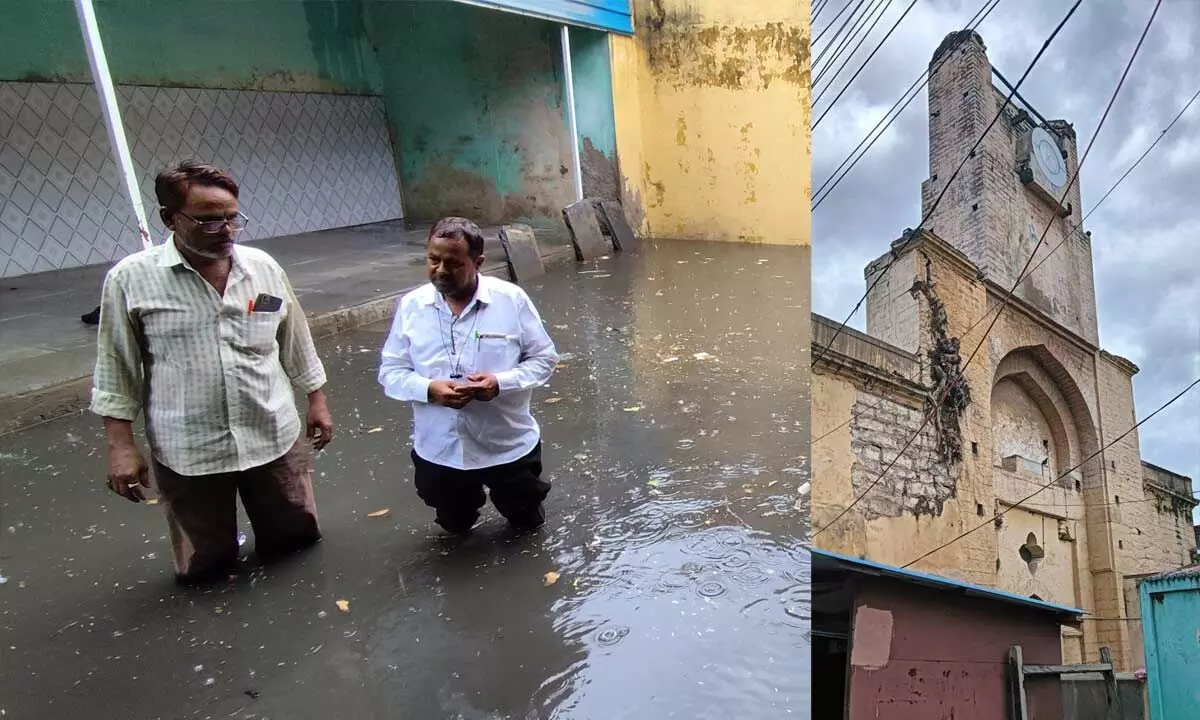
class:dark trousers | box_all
[154,439,321,583]
[412,443,550,533]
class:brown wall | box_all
[848,578,1066,720]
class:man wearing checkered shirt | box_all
[91,160,334,584]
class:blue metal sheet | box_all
[1140,566,1200,720]
[450,0,633,34]
[812,548,1085,619]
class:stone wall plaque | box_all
[498,224,544,284]
[563,200,611,262]
[599,200,639,253]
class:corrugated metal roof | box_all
[812,548,1084,620]
[1151,563,1200,579]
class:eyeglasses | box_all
[176,211,249,235]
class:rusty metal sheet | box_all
[498,223,544,284]
[599,200,639,254]
[562,200,611,262]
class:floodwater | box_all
[0,241,812,719]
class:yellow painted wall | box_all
[609,0,811,246]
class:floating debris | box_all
[797,482,811,496]
[366,427,383,434]
[555,363,569,369]
[623,406,641,413]
[693,352,714,361]
[237,532,247,547]
[145,498,159,506]
[544,397,564,405]
[661,356,680,364]
[366,508,391,519]
[543,571,561,587]
[335,599,350,613]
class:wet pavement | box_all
[0,240,812,719]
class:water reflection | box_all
[0,240,810,719]
[517,241,812,717]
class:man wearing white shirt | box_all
[378,217,559,534]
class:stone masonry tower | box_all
[920,31,1100,346]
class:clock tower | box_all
[919,30,1099,345]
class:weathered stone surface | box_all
[499,224,544,284]
[562,200,611,262]
[599,200,640,254]
[849,391,956,521]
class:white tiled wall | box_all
[0,82,403,278]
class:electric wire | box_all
[901,373,1194,569]
[814,0,921,129]
[812,0,1001,208]
[813,81,1198,445]
[814,0,896,100]
[811,0,1082,370]
[813,0,1158,538]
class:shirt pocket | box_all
[241,312,281,354]
[473,333,521,373]
[140,308,207,364]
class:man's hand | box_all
[465,373,500,402]
[307,390,334,451]
[107,442,150,502]
[429,380,474,409]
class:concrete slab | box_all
[499,224,545,284]
[0,220,574,434]
[562,200,611,262]
[599,200,640,254]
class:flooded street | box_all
[0,241,811,719]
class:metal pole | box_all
[560,24,584,202]
[73,0,152,251]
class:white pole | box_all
[560,24,584,202]
[73,0,152,251]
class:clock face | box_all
[1032,127,1067,188]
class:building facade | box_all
[812,548,1082,720]
[811,31,1197,672]
[0,0,810,278]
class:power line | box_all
[1016,488,1200,512]
[948,0,1162,407]
[813,0,1001,208]
[901,375,1196,569]
[813,78,1197,447]
[813,0,921,130]
[814,0,1153,538]
[1008,85,1200,285]
[814,0,895,101]
[814,0,870,68]
[811,0,1081,370]
[814,0,891,92]
[887,0,1169,564]
[813,0,833,23]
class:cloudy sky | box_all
[810,0,1200,522]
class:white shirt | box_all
[378,275,558,470]
[91,241,327,475]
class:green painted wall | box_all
[568,26,619,200]
[0,0,381,94]
[365,0,576,228]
